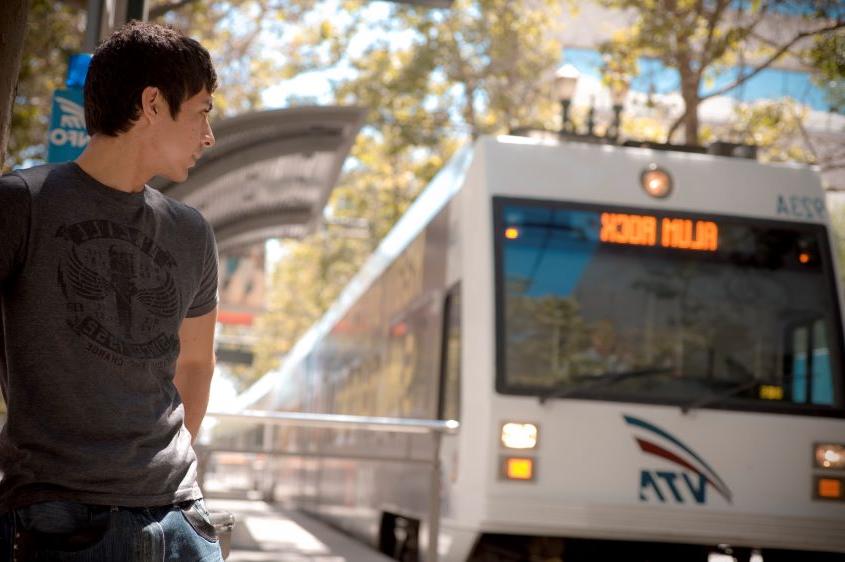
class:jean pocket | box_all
[180,502,218,543]
[14,505,110,558]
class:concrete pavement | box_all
[205,496,393,562]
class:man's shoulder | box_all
[0,168,33,216]
[3,163,65,186]
[147,188,211,232]
[0,164,60,204]
[1,163,73,198]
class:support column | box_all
[84,0,148,51]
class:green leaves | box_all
[5,0,84,171]
[596,0,843,144]
[247,0,563,387]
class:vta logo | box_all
[624,415,732,505]
[50,97,90,148]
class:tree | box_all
[1,0,34,171]
[152,0,320,115]
[247,0,565,385]
[598,0,844,145]
[2,0,320,172]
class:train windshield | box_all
[494,197,845,414]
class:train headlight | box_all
[641,164,673,199]
[815,443,845,470]
[501,422,538,449]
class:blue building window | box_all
[562,47,834,112]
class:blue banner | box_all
[47,88,89,163]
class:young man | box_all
[0,21,223,561]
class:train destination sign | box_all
[600,212,719,252]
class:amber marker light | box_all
[505,227,520,240]
[641,164,673,199]
[504,457,535,481]
[759,385,784,400]
[817,477,843,499]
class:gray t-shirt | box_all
[0,163,218,510]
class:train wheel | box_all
[378,512,420,562]
[378,512,398,558]
[396,517,420,562]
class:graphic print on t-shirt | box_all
[56,219,181,365]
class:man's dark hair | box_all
[84,21,218,136]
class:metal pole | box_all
[205,411,460,560]
[560,99,571,134]
[85,0,147,52]
[208,410,459,434]
[126,0,148,21]
[84,0,104,51]
[427,431,442,562]
[262,420,273,452]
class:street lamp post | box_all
[610,78,630,140]
[555,64,580,134]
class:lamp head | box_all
[555,64,580,102]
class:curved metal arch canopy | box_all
[150,105,366,252]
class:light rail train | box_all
[217,135,845,561]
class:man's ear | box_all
[141,86,161,122]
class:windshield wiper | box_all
[538,367,674,405]
[680,378,759,414]
[681,356,760,414]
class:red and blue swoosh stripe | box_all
[624,415,732,503]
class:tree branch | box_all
[696,0,731,81]
[700,20,845,102]
[148,0,202,20]
[699,3,770,82]
[666,107,688,143]
[228,3,268,61]
[791,105,819,163]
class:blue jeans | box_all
[0,499,223,561]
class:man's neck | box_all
[75,134,151,194]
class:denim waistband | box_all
[89,499,195,514]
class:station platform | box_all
[205,495,393,562]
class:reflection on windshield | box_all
[497,199,843,412]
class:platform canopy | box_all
[150,105,366,253]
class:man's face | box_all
[153,89,215,182]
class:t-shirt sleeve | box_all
[186,217,218,318]
[0,173,31,287]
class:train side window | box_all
[439,284,461,421]
[786,319,834,406]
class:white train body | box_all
[228,136,845,561]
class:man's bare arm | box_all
[174,307,217,443]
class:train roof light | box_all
[641,164,672,199]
